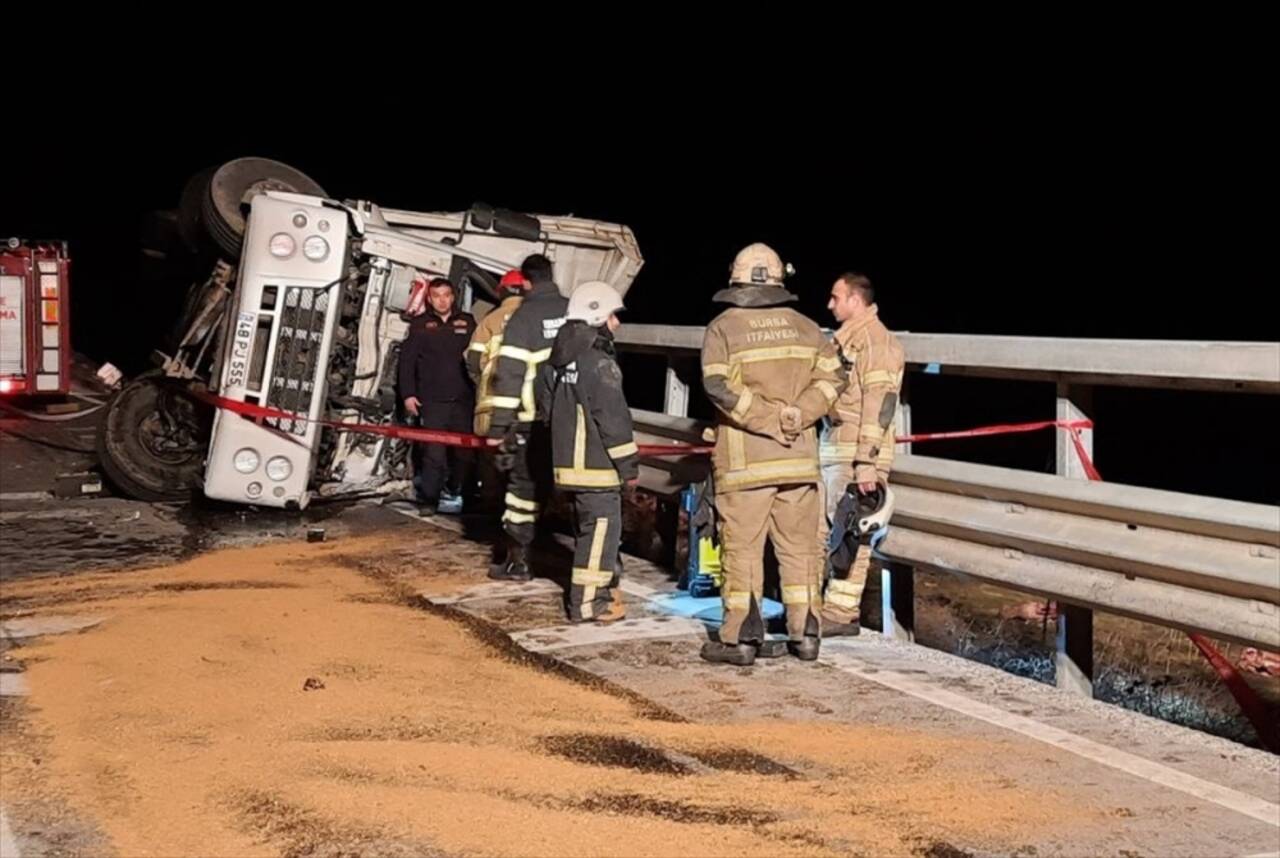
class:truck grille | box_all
[265,286,330,436]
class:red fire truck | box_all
[0,238,71,396]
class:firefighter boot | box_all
[789,613,821,660]
[700,641,757,666]
[821,614,861,638]
[596,588,626,624]
[756,640,790,658]
[488,541,531,581]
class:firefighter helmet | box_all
[498,269,528,293]
[851,482,895,535]
[729,242,792,286]
[567,281,625,327]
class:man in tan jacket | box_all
[465,269,528,519]
[699,244,847,666]
[819,272,905,636]
[467,269,529,436]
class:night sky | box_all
[5,75,1275,503]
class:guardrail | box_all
[616,328,1280,699]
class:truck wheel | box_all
[96,375,211,502]
[176,167,216,253]
[201,158,327,259]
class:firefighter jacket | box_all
[485,279,567,437]
[466,293,524,436]
[819,305,905,483]
[538,320,640,490]
[701,304,847,493]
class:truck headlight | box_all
[234,448,261,474]
[247,482,263,498]
[269,233,296,258]
[303,235,329,261]
[265,456,293,481]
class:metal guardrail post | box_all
[664,358,692,417]
[1056,383,1095,480]
[1055,383,1096,695]
[880,562,916,642]
[1056,603,1095,697]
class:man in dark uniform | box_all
[398,277,477,515]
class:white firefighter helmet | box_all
[855,482,895,535]
[729,242,790,287]
[567,280,625,327]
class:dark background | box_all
[4,74,1275,503]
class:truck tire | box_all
[177,168,216,253]
[96,374,211,502]
[201,158,327,259]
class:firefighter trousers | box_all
[566,490,623,622]
[818,460,889,624]
[501,424,554,548]
[716,484,822,644]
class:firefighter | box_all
[466,269,529,515]
[398,277,477,516]
[699,243,847,666]
[485,254,568,580]
[538,281,638,623]
[467,269,529,434]
[818,272,905,635]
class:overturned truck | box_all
[98,158,643,508]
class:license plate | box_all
[226,311,255,390]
